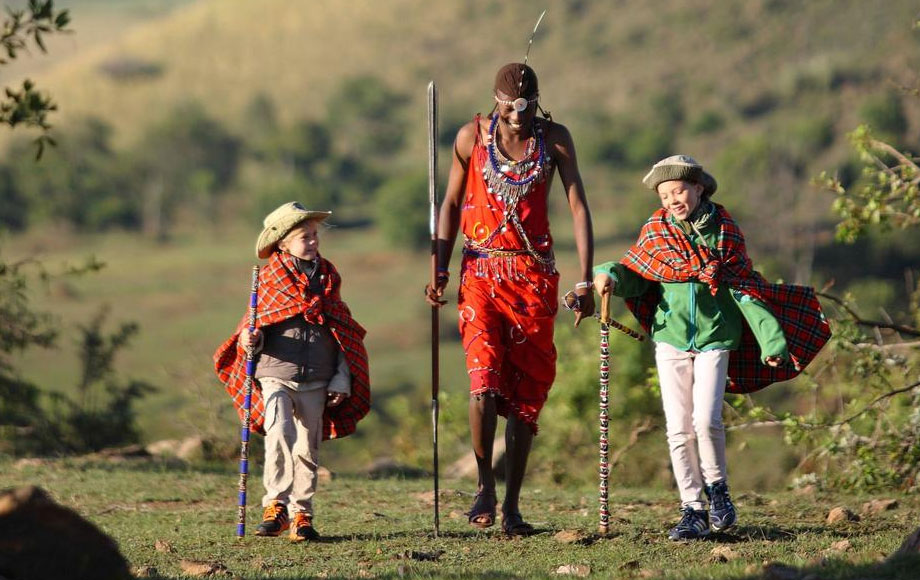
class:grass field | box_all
[2,456,920,579]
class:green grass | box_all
[2,457,919,579]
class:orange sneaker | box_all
[289,511,320,542]
[254,501,289,536]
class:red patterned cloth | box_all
[622,204,831,394]
[214,252,370,438]
[457,124,559,433]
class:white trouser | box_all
[655,341,730,511]
[260,378,327,516]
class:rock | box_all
[154,539,174,553]
[618,560,640,571]
[133,566,159,578]
[762,562,802,580]
[830,539,852,552]
[861,498,898,516]
[179,559,229,576]
[363,458,428,479]
[554,564,591,577]
[445,438,506,479]
[709,546,740,562]
[826,506,859,524]
[0,486,132,580]
[146,439,181,456]
[13,458,50,469]
[176,436,205,461]
[553,529,585,544]
[317,466,333,484]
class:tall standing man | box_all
[425,63,595,536]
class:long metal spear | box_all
[427,80,441,537]
[236,265,260,539]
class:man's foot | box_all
[705,480,737,532]
[254,500,289,537]
[289,511,320,543]
[501,511,535,537]
[668,507,710,541]
[466,490,497,529]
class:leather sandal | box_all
[466,490,497,529]
[501,511,535,537]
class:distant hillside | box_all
[28,0,920,150]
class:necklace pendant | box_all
[500,164,510,173]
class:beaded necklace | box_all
[482,114,546,199]
[467,115,554,266]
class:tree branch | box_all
[817,292,920,337]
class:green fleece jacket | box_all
[594,214,788,362]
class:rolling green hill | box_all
[4,0,920,487]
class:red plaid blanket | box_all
[622,204,830,393]
[213,252,371,438]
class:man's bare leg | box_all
[468,392,498,526]
[502,413,534,534]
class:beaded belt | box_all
[463,245,529,259]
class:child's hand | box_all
[764,355,784,367]
[240,328,261,350]
[593,273,614,296]
[327,392,347,407]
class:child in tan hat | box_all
[592,155,829,540]
[214,201,371,542]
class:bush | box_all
[375,171,429,249]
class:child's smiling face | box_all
[657,179,704,221]
[278,220,320,261]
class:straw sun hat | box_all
[255,201,331,259]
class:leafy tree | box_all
[131,102,241,238]
[327,75,408,160]
[374,171,429,249]
[739,83,920,491]
[0,0,70,157]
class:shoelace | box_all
[677,507,701,530]
[263,504,286,521]
[711,487,733,512]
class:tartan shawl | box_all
[621,204,831,394]
[213,252,371,438]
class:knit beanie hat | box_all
[642,155,718,198]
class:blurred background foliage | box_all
[0,0,919,494]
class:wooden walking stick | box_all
[427,80,441,537]
[598,291,612,535]
[236,265,260,539]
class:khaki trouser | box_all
[655,341,730,511]
[260,378,327,516]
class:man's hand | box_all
[593,272,614,297]
[573,287,595,327]
[327,392,347,407]
[424,275,449,307]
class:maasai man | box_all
[425,63,595,536]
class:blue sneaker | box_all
[705,480,736,532]
[668,506,710,541]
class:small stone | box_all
[861,498,898,516]
[154,539,174,553]
[831,539,852,552]
[553,530,584,544]
[709,546,739,562]
[554,564,591,577]
[762,562,802,580]
[133,566,158,578]
[827,506,859,524]
[179,559,229,576]
[618,560,640,571]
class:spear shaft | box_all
[236,265,260,538]
[427,80,441,537]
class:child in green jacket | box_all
[594,155,807,541]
